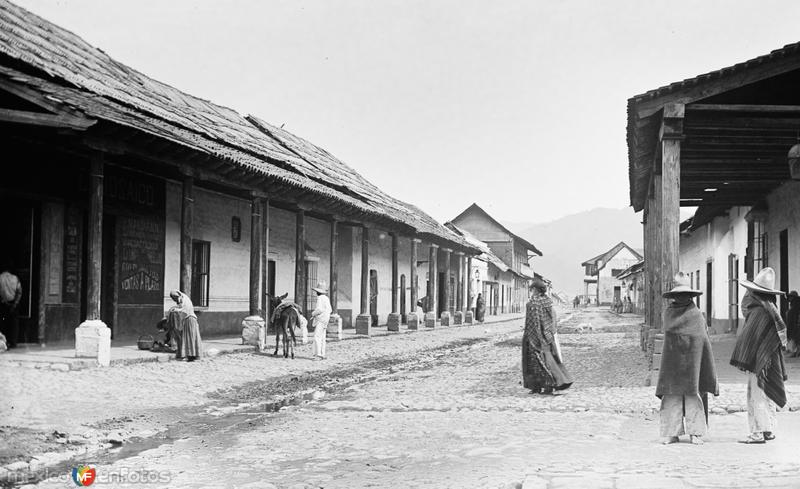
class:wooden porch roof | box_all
[627,42,800,214]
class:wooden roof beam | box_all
[688,103,800,113]
[0,108,96,130]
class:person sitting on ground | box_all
[166,290,203,361]
[656,272,718,445]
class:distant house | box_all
[616,260,644,314]
[447,204,542,314]
[581,242,642,306]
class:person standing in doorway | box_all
[656,272,718,445]
[0,263,22,348]
[730,267,787,444]
[311,283,331,361]
[475,293,486,323]
[784,291,800,357]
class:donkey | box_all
[267,293,300,359]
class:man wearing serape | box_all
[730,267,788,444]
[656,272,719,445]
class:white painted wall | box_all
[767,181,800,296]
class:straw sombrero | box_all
[739,267,784,296]
[311,282,328,294]
[662,272,702,298]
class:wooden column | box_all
[180,174,194,295]
[653,173,663,331]
[329,219,339,312]
[355,227,371,335]
[86,159,104,321]
[387,233,401,331]
[465,256,474,323]
[262,200,270,320]
[408,238,421,329]
[441,248,452,324]
[454,251,465,324]
[426,243,439,327]
[294,209,306,306]
[660,103,683,333]
[249,196,263,317]
[391,234,399,314]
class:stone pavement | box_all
[0,311,525,480]
[16,306,800,488]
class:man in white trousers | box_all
[311,283,332,360]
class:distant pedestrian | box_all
[475,293,486,323]
[656,272,718,445]
[522,277,572,395]
[785,291,800,358]
[0,263,22,349]
[730,267,787,444]
[573,296,580,309]
[167,290,203,361]
[311,283,331,360]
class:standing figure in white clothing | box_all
[311,282,332,360]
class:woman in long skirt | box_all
[523,278,572,394]
[167,290,203,362]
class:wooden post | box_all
[408,238,421,329]
[441,248,452,325]
[454,251,464,325]
[329,219,339,312]
[660,104,683,332]
[75,157,111,366]
[86,159,104,321]
[249,196,262,317]
[327,219,343,340]
[465,256,474,323]
[387,233,401,331]
[653,172,663,332]
[355,227,371,335]
[294,209,306,307]
[262,200,270,320]
[425,243,439,327]
[180,174,194,295]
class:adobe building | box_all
[0,1,479,360]
[447,204,542,315]
[581,242,642,306]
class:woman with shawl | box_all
[785,291,800,357]
[730,267,787,444]
[475,293,486,323]
[167,290,203,361]
[656,272,718,445]
[522,277,572,394]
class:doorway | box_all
[0,198,40,345]
[399,274,406,324]
[728,254,739,333]
[706,261,713,323]
[780,229,789,315]
[369,269,378,326]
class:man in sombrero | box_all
[730,267,788,444]
[656,272,719,445]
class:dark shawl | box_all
[524,292,555,351]
[730,291,788,407]
[656,300,719,398]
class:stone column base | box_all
[440,311,452,326]
[242,315,266,350]
[355,314,372,336]
[453,311,464,325]
[465,311,474,324]
[75,320,111,367]
[387,313,401,332]
[327,314,343,341]
[407,312,421,330]
[424,312,437,328]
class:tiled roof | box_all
[581,242,642,269]
[451,203,542,256]
[0,0,475,251]
[616,260,643,280]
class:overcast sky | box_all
[15,0,800,224]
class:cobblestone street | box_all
[8,307,800,488]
